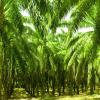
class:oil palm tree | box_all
[62,0,100,95]
[0,0,29,99]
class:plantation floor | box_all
[9,88,100,100]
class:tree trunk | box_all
[52,77,55,95]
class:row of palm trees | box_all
[0,0,100,99]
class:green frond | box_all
[69,0,96,34]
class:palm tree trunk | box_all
[76,85,79,94]
[0,85,1,99]
[52,77,55,95]
[90,66,95,94]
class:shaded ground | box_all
[9,88,100,100]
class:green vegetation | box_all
[0,0,100,100]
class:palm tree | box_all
[62,0,100,95]
[0,0,29,99]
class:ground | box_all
[8,88,100,100]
